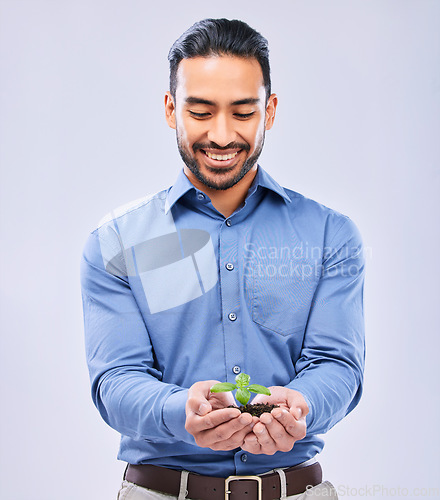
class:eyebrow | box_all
[184,97,261,106]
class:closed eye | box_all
[189,111,211,118]
[234,112,255,119]
[189,111,256,119]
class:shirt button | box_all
[241,454,248,463]
[228,312,237,321]
[232,365,241,374]
[197,193,205,200]
[225,262,234,271]
[225,219,232,227]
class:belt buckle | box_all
[225,475,262,500]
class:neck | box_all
[184,166,258,218]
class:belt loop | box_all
[274,468,287,500]
[178,470,189,500]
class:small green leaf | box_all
[236,388,251,405]
[248,384,271,396]
[210,382,237,393]
[235,373,251,388]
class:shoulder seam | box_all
[96,192,167,230]
[326,217,352,250]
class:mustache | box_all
[192,141,250,152]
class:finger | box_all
[287,416,307,441]
[197,401,212,416]
[186,396,211,416]
[272,408,307,441]
[205,412,252,440]
[196,408,241,431]
[250,385,282,406]
[252,422,277,455]
[209,391,238,410]
[209,418,255,451]
[185,407,240,438]
[199,413,253,448]
[272,407,296,427]
[187,380,219,415]
[242,432,262,454]
[287,392,309,418]
[290,405,304,420]
[260,412,295,452]
[240,416,260,449]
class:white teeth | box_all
[205,151,239,161]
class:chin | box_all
[202,167,252,191]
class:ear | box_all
[265,93,278,131]
[165,91,176,129]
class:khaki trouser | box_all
[117,479,338,499]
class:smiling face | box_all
[165,55,277,191]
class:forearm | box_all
[81,229,193,446]
[287,216,365,435]
[82,289,194,445]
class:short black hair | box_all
[168,18,271,101]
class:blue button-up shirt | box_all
[81,166,365,477]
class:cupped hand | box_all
[241,386,308,455]
[185,380,254,451]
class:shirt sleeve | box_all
[287,216,366,435]
[80,228,194,446]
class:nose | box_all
[207,114,236,147]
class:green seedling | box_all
[210,373,271,406]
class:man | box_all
[81,18,365,500]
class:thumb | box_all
[289,398,309,420]
[290,406,303,420]
[196,401,212,416]
[187,380,218,415]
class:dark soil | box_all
[228,403,279,418]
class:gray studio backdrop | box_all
[1,1,439,499]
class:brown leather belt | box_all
[125,461,322,500]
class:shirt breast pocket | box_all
[251,260,320,336]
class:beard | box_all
[176,131,265,191]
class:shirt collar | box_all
[251,166,291,203]
[164,170,195,214]
[164,165,291,214]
